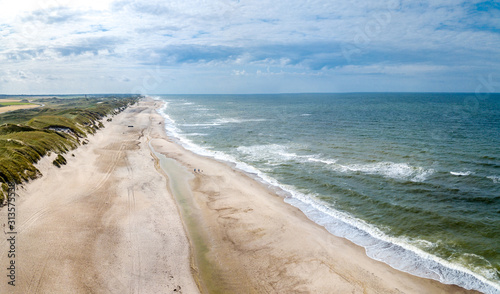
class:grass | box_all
[0,102,35,107]
[0,95,140,204]
[53,154,67,168]
[27,116,86,137]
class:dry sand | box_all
[0,98,479,293]
[0,104,41,114]
[0,100,198,293]
[148,99,479,294]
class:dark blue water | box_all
[157,93,500,293]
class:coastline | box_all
[0,98,481,293]
[149,98,480,293]
[0,99,199,293]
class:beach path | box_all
[0,101,199,293]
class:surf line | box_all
[5,182,17,287]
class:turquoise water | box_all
[156,93,500,293]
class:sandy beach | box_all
[0,98,479,293]
[0,104,41,114]
[0,99,198,293]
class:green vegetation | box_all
[0,95,140,204]
[0,101,35,107]
[53,154,67,168]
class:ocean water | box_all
[155,93,500,293]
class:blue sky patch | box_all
[1,0,499,94]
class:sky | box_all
[1,0,500,94]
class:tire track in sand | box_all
[14,141,126,236]
[126,153,142,294]
[16,141,127,293]
[127,186,142,293]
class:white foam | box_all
[181,123,222,127]
[238,144,293,160]
[285,195,500,294]
[177,118,267,128]
[184,133,208,137]
[451,253,499,281]
[156,102,261,177]
[213,118,268,124]
[155,97,500,294]
[237,144,318,165]
[487,176,499,184]
[331,161,434,182]
[409,238,437,249]
[450,171,473,176]
[307,157,339,165]
[267,150,434,182]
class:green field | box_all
[0,101,35,107]
[0,95,140,204]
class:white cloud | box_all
[0,0,499,94]
[338,64,451,75]
[232,70,246,76]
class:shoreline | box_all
[0,98,483,293]
[149,98,481,293]
[0,99,199,293]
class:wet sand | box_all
[0,98,479,293]
[148,98,478,294]
[0,100,198,293]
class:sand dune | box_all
[0,100,198,293]
[0,98,478,293]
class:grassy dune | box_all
[0,95,140,204]
[0,99,41,114]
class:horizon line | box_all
[1,91,500,96]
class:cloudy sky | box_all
[1,0,500,94]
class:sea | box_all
[154,93,500,294]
